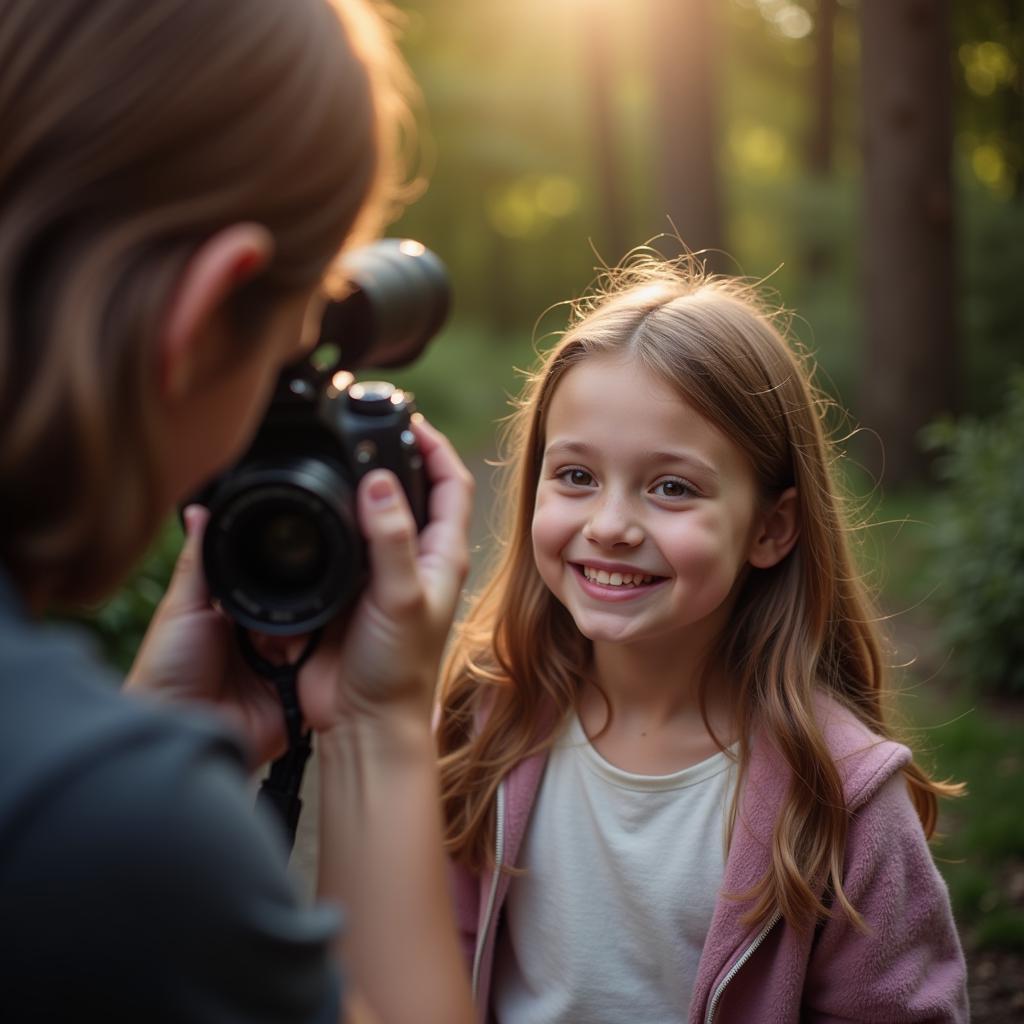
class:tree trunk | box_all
[860,0,957,484]
[1002,0,1024,201]
[808,0,837,177]
[582,10,631,265]
[650,0,725,268]
[805,0,838,280]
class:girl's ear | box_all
[748,486,799,569]
[158,223,275,402]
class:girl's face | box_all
[531,353,767,657]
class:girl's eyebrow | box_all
[541,440,599,462]
[542,439,720,482]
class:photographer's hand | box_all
[126,415,473,760]
[297,416,473,730]
[308,417,476,1024]
[124,506,291,766]
[128,418,476,1024]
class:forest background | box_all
[78,1,1024,1017]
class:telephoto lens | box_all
[192,239,449,635]
[320,238,450,370]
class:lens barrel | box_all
[319,238,451,370]
[202,460,362,635]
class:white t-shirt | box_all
[491,713,737,1024]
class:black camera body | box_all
[192,239,449,636]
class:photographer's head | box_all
[0,0,412,607]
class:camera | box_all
[192,239,450,636]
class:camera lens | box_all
[318,238,451,370]
[202,461,364,635]
[238,503,326,593]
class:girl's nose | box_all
[581,496,644,548]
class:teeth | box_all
[582,566,654,587]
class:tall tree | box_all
[649,0,725,266]
[804,0,838,281]
[999,0,1024,201]
[860,0,957,484]
[808,0,837,177]
[582,9,630,265]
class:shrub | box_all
[922,370,1024,698]
[64,518,182,674]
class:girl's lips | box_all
[569,563,668,602]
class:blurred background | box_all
[80,1,1023,1016]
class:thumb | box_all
[164,504,212,611]
[357,470,422,613]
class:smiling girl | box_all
[436,258,968,1023]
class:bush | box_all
[922,370,1024,697]
[959,190,1024,417]
[65,517,182,674]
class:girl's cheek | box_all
[531,505,569,572]
[531,512,555,560]
[531,492,557,538]
[667,523,737,577]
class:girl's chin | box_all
[569,613,652,647]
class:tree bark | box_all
[583,10,631,265]
[808,0,837,178]
[650,0,725,268]
[860,0,957,484]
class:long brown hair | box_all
[0,0,414,605]
[438,255,962,932]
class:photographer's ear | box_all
[159,223,275,402]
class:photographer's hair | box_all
[437,254,961,933]
[0,0,414,605]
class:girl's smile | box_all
[570,562,668,601]
[532,353,770,654]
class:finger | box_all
[412,418,474,536]
[163,504,212,611]
[356,469,423,612]
[411,419,474,570]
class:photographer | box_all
[0,2,474,1022]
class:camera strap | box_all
[237,626,323,855]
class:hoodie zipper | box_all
[471,780,506,1000]
[704,911,781,1024]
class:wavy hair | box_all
[438,254,962,933]
[0,0,415,605]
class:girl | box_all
[0,2,473,1022]
[438,257,968,1023]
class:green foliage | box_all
[72,518,183,673]
[959,190,1024,416]
[974,909,1024,952]
[900,688,1024,951]
[922,371,1024,697]
[388,318,539,454]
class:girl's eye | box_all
[652,478,694,498]
[558,467,596,487]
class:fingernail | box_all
[183,505,200,536]
[367,475,397,506]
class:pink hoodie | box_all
[448,694,968,1023]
